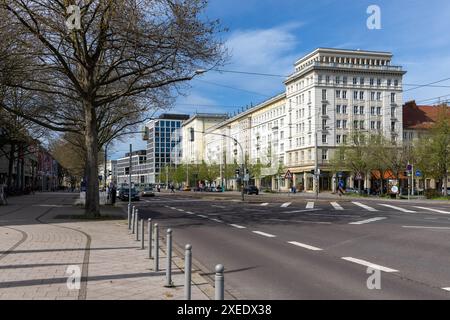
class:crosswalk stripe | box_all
[352,202,378,212]
[281,202,292,208]
[350,217,387,225]
[330,202,344,210]
[306,202,315,209]
[414,207,450,215]
[379,204,416,213]
[261,203,269,206]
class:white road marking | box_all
[414,207,450,215]
[269,219,332,225]
[252,231,276,238]
[443,288,450,292]
[402,226,450,230]
[212,205,226,209]
[177,209,185,212]
[285,209,322,214]
[230,224,246,229]
[281,202,292,208]
[379,204,416,213]
[342,257,398,273]
[306,202,315,209]
[186,212,195,215]
[352,202,378,212]
[288,241,323,251]
[330,202,344,211]
[261,203,269,206]
[210,219,224,223]
[198,215,208,219]
[350,217,387,225]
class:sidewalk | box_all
[0,193,213,300]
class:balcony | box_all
[312,61,403,72]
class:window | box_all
[391,122,396,132]
[371,121,376,130]
[322,89,327,101]
[322,135,327,144]
[322,119,327,130]
[322,104,327,115]
[353,120,359,129]
[280,131,284,139]
[308,121,311,132]
[377,79,382,86]
[353,91,358,100]
[326,76,330,84]
[387,79,392,87]
[337,135,342,144]
[391,107,396,118]
[354,106,359,114]
[318,75,323,83]
[336,76,341,84]
[343,90,347,99]
[377,107,382,115]
[391,93,396,103]
[394,80,399,87]
[359,91,365,100]
[360,106,364,115]
[336,105,341,114]
[337,120,342,129]
[353,77,357,85]
[377,121,382,130]
[360,77,365,85]
[343,135,348,144]
[342,105,348,114]
[308,91,311,103]
[336,90,341,98]
[377,92,382,101]
[343,120,348,129]
[343,77,348,85]
[371,92,375,101]
[322,149,328,161]
[370,78,374,86]
[360,121,365,130]
[371,107,375,115]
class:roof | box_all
[295,48,393,66]
[403,101,450,130]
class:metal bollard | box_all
[185,244,192,300]
[165,229,173,287]
[131,206,136,234]
[135,210,140,241]
[141,219,145,249]
[127,204,131,230]
[215,264,224,300]
[154,224,159,272]
[148,219,153,259]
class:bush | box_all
[424,189,440,199]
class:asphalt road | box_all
[133,193,450,300]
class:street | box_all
[135,192,450,299]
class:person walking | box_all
[338,180,345,197]
[170,184,175,193]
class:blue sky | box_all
[110,0,450,159]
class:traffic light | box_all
[189,128,195,142]
[108,170,112,177]
[235,168,240,175]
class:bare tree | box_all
[0,0,225,216]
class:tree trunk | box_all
[7,143,15,189]
[84,104,100,217]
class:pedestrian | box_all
[111,183,117,205]
[157,184,161,193]
[338,180,345,197]
[170,184,175,193]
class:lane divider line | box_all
[288,241,323,251]
[349,217,387,225]
[198,215,208,219]
[261,203,269,207]
[230,224,246,229]
[252,231,276,238]
[442,288,450,292]
[281,202,292,208]
[342,257,398,273]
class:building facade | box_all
[116,150,148,187]
[145,114,189,184]
[284,48,406,193]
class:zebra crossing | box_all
[252,200,449,215]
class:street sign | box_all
[285,170,293,180]
[391,186,399,194]
[407,164,413,172]
[415,170,422,177]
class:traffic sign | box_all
[285,170,293,180]
[391,186,399,194]
[407,164,413,172]
[415,170,422,177]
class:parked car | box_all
[141,187,155,198]
[119,188,140,201]
[244,186,259,195]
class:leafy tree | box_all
[0,0,225,216]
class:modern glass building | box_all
[145,114,190,184]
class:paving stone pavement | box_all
[0,193,212,300]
